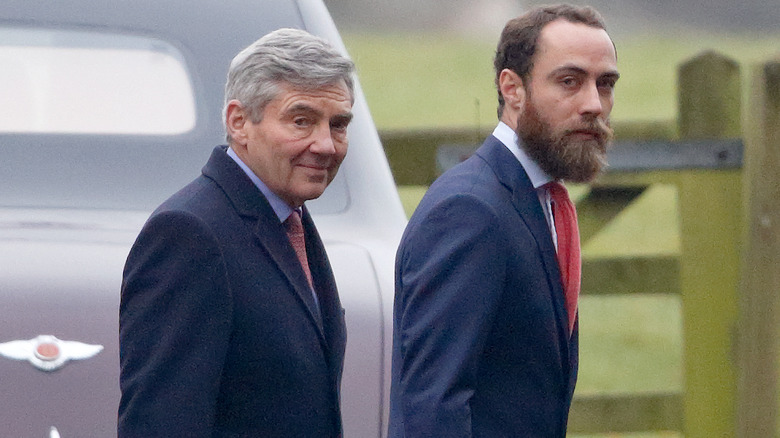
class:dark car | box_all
[0,1,405,436]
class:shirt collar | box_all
[226,146,294,223]
[492,121,553,189]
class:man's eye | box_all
[330,116,352,133]
[331,121,348,132]
[560,77,578,87]
[294,117,311,127]
[598,78,617,90]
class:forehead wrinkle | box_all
[285,102,322,117]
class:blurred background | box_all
[327,0,779,35]
[324,1,779,437]
[325,0,779,130]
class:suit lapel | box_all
[475,137,572,363]
[301,207,347,378]
[250,209,326,329]
[201,146,328,346]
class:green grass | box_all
[345,32,497,130]
[398,182,683,392]
[582,184,680,257]
[398,180,684,437]
[573,433,681,438]
[343,30,780,130]
[366,31,778,437]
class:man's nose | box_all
[580,82,604,117]
[309,123,336,154]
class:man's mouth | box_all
[297,161,330,171]
[569,129,601,140]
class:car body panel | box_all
[0,1,405,436]
[1,211,139,437]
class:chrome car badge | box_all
[0,335,103,372]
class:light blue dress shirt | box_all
[226,146,320,306]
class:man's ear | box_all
[225,99,248,147]
[498,69,526,112]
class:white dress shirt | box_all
[492,122,559,249]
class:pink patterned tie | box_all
[545,181,581,335]
[285,209,313,288]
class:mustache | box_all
[564,118,613,142]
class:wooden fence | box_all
[380,51,780,437]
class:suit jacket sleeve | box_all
[395,193,506,438]
[118,210,232,438]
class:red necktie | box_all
[285,209,313,288]
[545,181,581,335]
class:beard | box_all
[516,96,614,183]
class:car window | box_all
[0,21,349,214]
[0,27,195,135]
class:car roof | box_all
[0,0,395,216]
[1,0,306,133]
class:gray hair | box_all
[223,28,355,141]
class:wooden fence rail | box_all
[380,51,780,437]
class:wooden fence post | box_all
[677,51,743,438]
[736,58,780,438]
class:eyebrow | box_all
[549,65,620,81]
[601,71,621,82]
[332,112,354,124]
[287,103,322,117]
[286,103,353,127]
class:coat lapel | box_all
[301,207,347,379]
[250,209,326,329]
[201,146,328,345]
[475,137,572,364]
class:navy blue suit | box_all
[389,136,577,437]
[119,146,346,437]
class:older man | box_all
[119,28,354,437]
[390,5,619,437]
